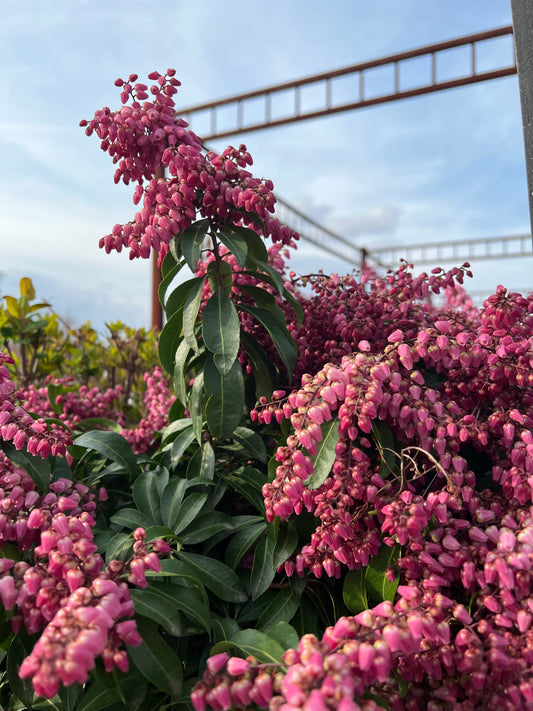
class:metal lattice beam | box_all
[365,233,532,268]
[180,27,516,140]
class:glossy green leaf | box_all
[132,471,161,524]
[170,424,195,468]
[244,255,284,294]
[182,277,205,353]
[158,254,184,307]
[104,532,133,562]
[222,465,266,513]
[130,585,183,636]
[218,229,248,267]
[165,275,202,316]
[232,426,267,463]
[202,290,240,375]
[158,308,184,375]
[180,219,209,271]
[110,508,152,531]
[129,617,183,698]
[74,431,139,478]
[240,332,277,399]
[173,339,191,406]
[186,440,215,480]
[173,492,208,534]
[205,357,244,440]
[225,521,267,569]
[272,520,298,569]
[264,620,300,651]
[239,304,297,376]
[160,478,187,529]
[234,224,269,262]
[257,587,300,631]
[365,543,401,604]
[282,286,305,328]
[75,677,122,711]
[343,568,368,614]
[58,682,81,711]
[237,284,288,327]
[178,551,248,602]
[181,511,233,544]
[228,629,284,664]
[251,535,276,600]
[7,633,34,708]
[1,443,50,492]
[161,418,194,446]
[190,371,204,443]
[305,417,340,489]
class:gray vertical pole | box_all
[510,0,533,245]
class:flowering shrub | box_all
[0,69,531,710]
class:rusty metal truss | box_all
[180,26,516,140]
[364,233,532,269]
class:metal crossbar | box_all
[180,26,516,140]
[364,234,532,268]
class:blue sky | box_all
[1,0,530,331]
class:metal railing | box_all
[180,27,516,140]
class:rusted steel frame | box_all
[193,69,517,141]
[180,26,514,114]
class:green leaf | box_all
[74,431,139,478]
[343,568,368,613]
[104,532,133,562]
[58,682,81,711]
[264,620,300,650]
[228,629,284,664]
[170,425,195,469]
[222,465,266,513]
[110,508,152,531]
[282,286,304,328]
[129,617,183,698]
[173,340,191,406]
[233,224,269,262]
[182,277,205,354]
[372,420,398,480]
[186,441,215,480]
[202,290,240,375]
[160,478,187,529]
[132,471,162,525]
[237,284,288,327]
[75,676,122,711]
[365,543,401,605]
[1,442,50,492]
[272,520,298,569]
[158,308,184,375]
[205,356,244,440]
[232,426,267,463]
[225,521,267,569]
[130,585,184,636]
[257,587,300,631]
[218,229,248,267]
[239,304,297,376]
[305,417,340,489]
[180,219,209,271]
[158,254,184,307]
[211,615,241,644]
[240,332,277,399]
[244,256,284,294]
[181,511,233,545]
[173,492,208,534]
[7,633,34,708]
[161,418,194,446]
[190,371,204,444]
[177,551,248,602]
[251,535,276,600]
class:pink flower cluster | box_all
[192,603,457,711]
[0,452,170,697]
[0,353,71,458]
[121,366,176,452]
[82,71,297,263]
